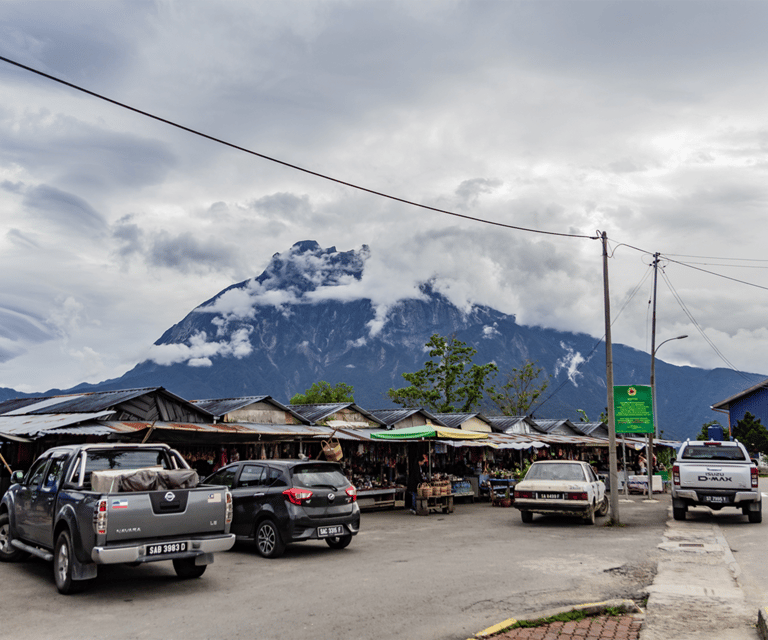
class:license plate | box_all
[538,493,563,500]
[147,542,187,556]
[317,525,344,538]
[705,496,727,504]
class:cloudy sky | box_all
[1,0,768,393]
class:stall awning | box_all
[437,433,549,449]
[370,425,487,440]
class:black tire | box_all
[255,519,285,558]
[596,495,609,517]
[749,509,763,524]
[584,505,596,525]
[673,506,686,521]
[520,510,533,523]
[173,557,206,579]
[54,529,83,594]
[0,513,25,562]
[325,534,352,550]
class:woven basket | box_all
[321,438,343,462]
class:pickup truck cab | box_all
[671,439,762,523]
[0,443,235,593]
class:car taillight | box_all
[283,487,313,505]
[752,466,759,488]
[225,491,233,524]
[93,498,108,535]
[672,464,680,486]
[514,491,532,499]
[567,492,588,501]
[345,485,357,502]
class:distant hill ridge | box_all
[2,240,762,442]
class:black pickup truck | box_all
[0,443,235,593]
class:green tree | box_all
[732,412,768,455]
[290,381,354,405]
[387,334,498,413]
[696,420,723,441]
[487,360,550,416]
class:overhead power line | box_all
[0,54,596,241]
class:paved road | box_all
[0,496,670,640]
[691,477,768,612]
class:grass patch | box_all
[509,610,587,629]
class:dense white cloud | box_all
[0,0,767,392]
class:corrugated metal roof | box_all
[191,396,270,416]
[572,422,609,437]
[531,419,579,435]
[366,409,447,428]
[0,411,115,437]
[485,415,538,434]
[102,421,331,437]
[288,403,385,426]
[0,396,59,415]
[432,413,492,430]
[26,388,163,414]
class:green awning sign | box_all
[613,385,654,434]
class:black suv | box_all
[204,460,360,558]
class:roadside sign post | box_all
[613,385,655,498]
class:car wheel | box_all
[255,519,285,558]
[673,506,686,521]
[54,529,83,594]
[0,513,26,562]
[520,510,533,523]
[596,495,609,517]
[325,534,352,550]
[173,557,206,579]
[583,505,595,525]
[748,509,763,524]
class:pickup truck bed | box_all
[0,443,235,593]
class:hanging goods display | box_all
[322,437,343,462]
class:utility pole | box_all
[648,253,659,499]
[601,231,620,524]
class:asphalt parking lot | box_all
[0,496,670,640]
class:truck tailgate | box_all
[678,463,752,490]
[104,487,229,542]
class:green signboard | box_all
[613,385,654,434]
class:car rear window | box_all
[291,464,349,489]
[85,449,171,471]
[525,463,586,482]
[681,445,747,461]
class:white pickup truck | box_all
[671,439,762,523]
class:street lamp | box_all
[647,334,687,500]
[651,334,688,438]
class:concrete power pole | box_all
[601,231,620,524]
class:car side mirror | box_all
[11,470,25,485]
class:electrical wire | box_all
[660,269,750,379]
[532,264,653,416]
[0,54,597,241]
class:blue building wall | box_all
[729,389,768,430]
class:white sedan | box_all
[513,460,608,524]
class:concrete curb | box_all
[757,607,768,640]
[470,598,643,639]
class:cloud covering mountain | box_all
[43,241,761,442]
